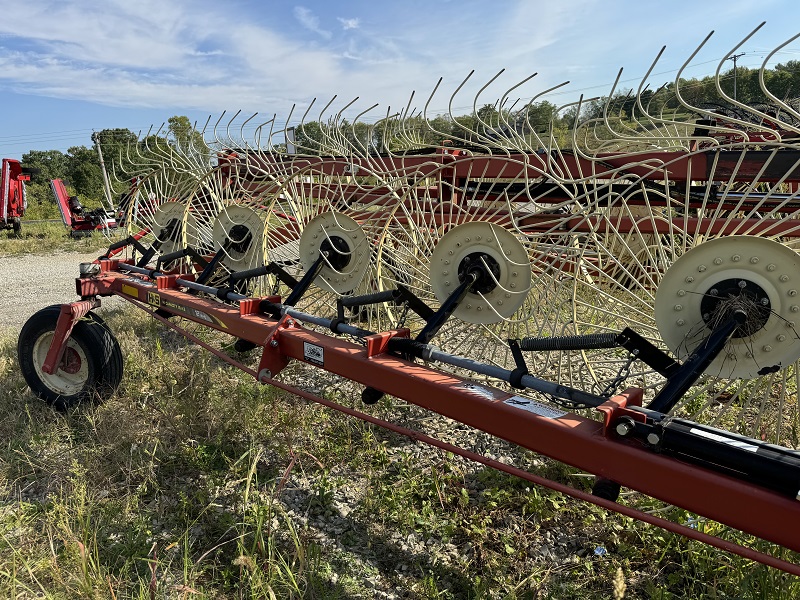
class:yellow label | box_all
[121,284,139,298]
[146,291,161,307]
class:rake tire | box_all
[18,305,123,410]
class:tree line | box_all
[20,116,205,219]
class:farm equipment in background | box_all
[50,178,118,237]
[17,23,800,577]
[1,158,32,235]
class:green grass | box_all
[1,305,799,599]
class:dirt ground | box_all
[0,251,120,332]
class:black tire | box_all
[11,218,21,236]
[18,305,123,410]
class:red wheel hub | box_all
[60,347,82,374]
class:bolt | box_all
[781,275,790,282]
[698,265,707,272]
[768,264,776,271]
[764,345,773,352]
[761,297,769,305]
[674,304,683,311]
[790,290,798,297]
[449,250,454,256]
[685,276,695,283]
[738,280,747,288]
[615,421,634,436]
[445,281,451,287]
[714,257,723,265]
[442,270,449,276]
[466,304,472,309]
[727,353,736,360]
[732,254,741,262]
[498,300,503,305]
[510,283,517,289]
[647,432,661,446]
[676,319,685,326]
[750,256,760,264]
[710,288,718,296]
[286,319,295,326]
[793,306,800,313]
[703,313,710,320]
[746,351,754,358]
[444,260,450,265]
[778,334,787,342]
[270,340,279,348]
[678,289,686,297]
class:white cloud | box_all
[338,17,360,30]
[293,6,332,39]
[0,0,796,135]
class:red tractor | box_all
[1,158,32,235]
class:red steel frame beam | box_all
[73,261,800,560]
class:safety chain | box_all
[600,351,638,398]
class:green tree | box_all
[20,149,68,183]
[168,115,208,154]
[65,145,103,202]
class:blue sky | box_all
[0,0,797,158]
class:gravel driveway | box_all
[0,251,120,332]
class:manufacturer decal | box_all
[458,382,501,400]
[152,298,228,329]
[503,396,567,419]
[303,342,324,366]
[122,284,140,298]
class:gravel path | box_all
[0,251,121,332]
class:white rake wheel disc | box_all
[299,211,371,295]
[429,222,532,324]
[655,236,800,379]
[212,206,267,271]
[152,201,190,255]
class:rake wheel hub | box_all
[320,235,352,271]
[458,252,501,294]
[699,278,771,339]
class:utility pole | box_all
[726,52,746,100]
[92,132,115,213]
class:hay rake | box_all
[17,25,800,574]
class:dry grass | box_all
[0,222,117,258]
[0,303,798,598]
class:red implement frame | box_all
[57,259,800,574]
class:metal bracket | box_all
[256,314,300,381]
[42,299,101,375]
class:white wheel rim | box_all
[212,205,267,270]
[430,222,531,324]
[299,211,371,294]
[31,332,89,396]
[656,236,800,379]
